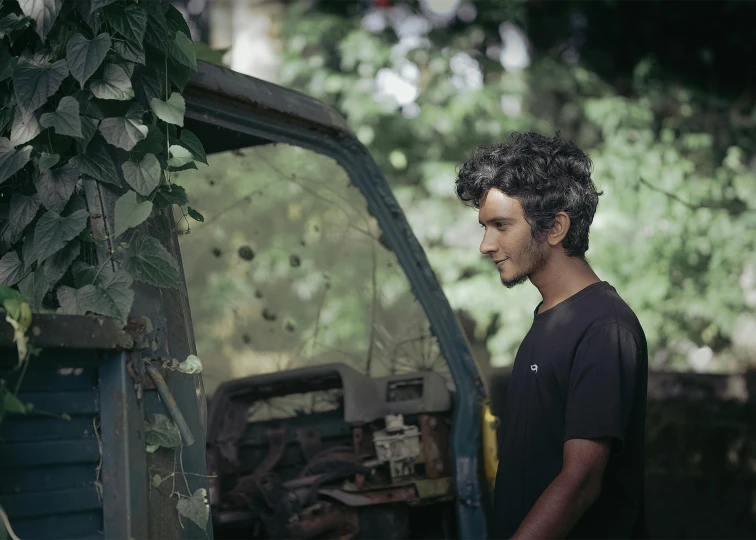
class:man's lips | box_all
[493,258,509,269]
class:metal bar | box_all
[99,351,148,540]
[145,363,196,447]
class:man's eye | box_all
[496,223,506,229]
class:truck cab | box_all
[0,61,494,539]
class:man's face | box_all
[478,189,547,288]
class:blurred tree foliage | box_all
[271,0,756,372]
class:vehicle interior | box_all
[175,105,461,538]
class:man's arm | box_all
[511,438,612,540]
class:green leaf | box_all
[154,184,187,209]
[114,191,153,237]
[3,389,28,415]
[0,107,13,135]
[131,124,163,159]
[90,0,118,12]
[0,138,32,185]
[146,413,182,449]
[44,239,80,285]
[98,116,148,151]
[122,153,161,196]
[176,488,209,530]
[74,0,104,34]
[150,93,185,127]
[167,58,190,92]
[69,137,120,186]
[0,14,31,40]
[78,115,99,150]
[177,354,202,374]
[151,473,163,487]
[90,64,135,101]
[167,161,197,173]
[177,129,207,164]
[18,0,63,40]
[71,261,96,288]
[0,252,25,286]
[165,4,192,39]
[10,105,41,147]
[75,268,133,322]
[66,33,112,89]
[38,152,59,172]
[8,193,40,243]
[17,268,48,311]
[109,4,148,44]
[21,227,37,269]
[39,96,82,138]
[122,236,181,289]
[32,209,89,264]
[133,67,164,109]
[187,207,204,223]
[0,49,18,82]
[56,285,85,315]
[35,164,78,213]
[168,31,197,70]
[12,56,69,113]
[113,39,145,65]
[167,144,192,168]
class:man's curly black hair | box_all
[455,131,602,259]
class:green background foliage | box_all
[261,0,756,373]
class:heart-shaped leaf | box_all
[109,4,148,44]
[40,96,82,138]
[17,268,48,311]
[66,32,112,88]
[167,31,197,70]
[0,14,31,41]
[56,285,86,315]
[90,0,118,12]
[167,145,193,168]
[114,191,153,237]
[38,152,60,172]
[122,236,181,289]
[12,56,69,113]
[0,139,32,186]
[90,64,135,101]
[146,413,182,449]
[74,268,133,322]
[32,209,89,264]
[18,0,63,40]
[44,239,80,285]
[187,207,204,222]
[0,49,18,81]
[154,184,188,209]
[98,116,148,151]
[0,252,25,286]
[35,164,79,213]
[113,39,145,65]
[150,93,185,127]
[69,137,120,186]
[177,129,207,165]
[8,193,40,243]
[10,105,41,147]
[122,154,161,196]
[176,488,209,530]
[74,0,104,33]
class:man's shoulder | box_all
[582,283,645,344]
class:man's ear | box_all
[547,212,570,247]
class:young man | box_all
[455,132,648,539]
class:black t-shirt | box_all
[492,281,648,539]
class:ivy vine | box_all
[0,0,206,320]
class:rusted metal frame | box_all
[183,94,488,539]
[419,414,452,478]
[0,312,142,351]
[99,349,148,540]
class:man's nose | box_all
[479,229,496,255]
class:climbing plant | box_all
[0,0,206,320]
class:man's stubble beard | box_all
[501,236,548,289]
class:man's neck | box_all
[530,254,601,314]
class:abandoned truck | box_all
[0,60,497,539]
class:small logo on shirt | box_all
[531,364,538,374]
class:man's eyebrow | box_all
[478,216,515,225]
